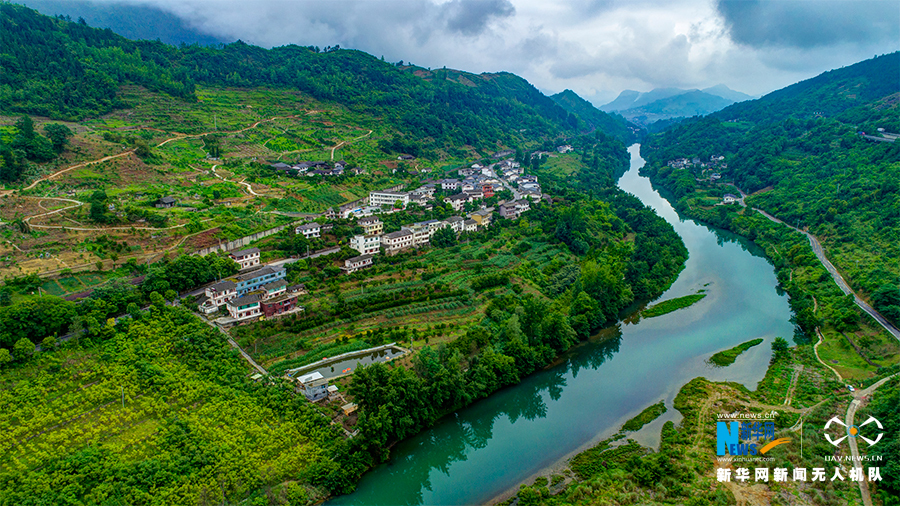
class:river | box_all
[329,144,795,506]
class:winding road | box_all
[754,208,900,341]
[845,373,897,506]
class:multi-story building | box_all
[369,190,409,208]
[199,280,237,313]
[401,224,430,247]
[445,193,470,211]
[295,222,321,239]
[441,179,460,191]
[382,229,414,255]
[233,266,287,296]
[443,216,464,233]
[226,292,264,320]
[342,254,374,273]
[229,247,260,269]
[469,208,493,228]
[357,216,383,235]
[350,234,381,255]
[463,219,478,233]
[260,291,299,318]
[499,199,531,220]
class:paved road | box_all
[755,208,900,341]
[203,319,268,375]
[845,373,897,506]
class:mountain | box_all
[20,0,226,46]
[599,90,641,112]
[0,3,588,154]
[600,85,754,127]
[619,90,735,127]
[701,84,753,103]
[550,89,642,143]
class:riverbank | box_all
[330,144,796,505]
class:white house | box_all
[342,254,374,273]
[295,222,322,239]
[229,247,260,269]
[297,372,329,401]
[382,229,414,255]
[369,190,410,208]
[350,234,381,255]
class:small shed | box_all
[342,403,358,416]
[155,196,177,208]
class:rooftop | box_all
[230,247,260,257]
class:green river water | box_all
[329,144,795,505]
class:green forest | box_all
[0,3,639,161]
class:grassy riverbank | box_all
[708,338,763,366]
[641,292,706,318]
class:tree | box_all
[771,337,789,362]
[13,337,36,360]
[149,291,165,309]
[44,124,73,152]
[42,335,57,350]
[134,139,151,158]
[0,348,10,367]
[430,226,457,248]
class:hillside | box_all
[0,3,582,154]
[640,52,900,376]
[549,89,642,143]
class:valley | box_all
[0,3,898,506]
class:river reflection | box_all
[334,333,623,506]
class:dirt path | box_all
[330,129,372,160]
[783,365,804,406]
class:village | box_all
[191,156,545,328]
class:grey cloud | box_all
[716,0,900,49]
[442,0,515,35]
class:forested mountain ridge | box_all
[0,3,587,153]
[640,52,900,329]
[549,89,641,144]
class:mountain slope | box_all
[701,84,753,103]
[641,52,900,327]
[0,3,576,153]
[550,89,641,143]
[619,90,735,127]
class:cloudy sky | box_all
[24,0,900,105]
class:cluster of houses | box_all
[197,261,307,322]
[337,196,531,273]
[270,160,364,177]
[667,155,728,173]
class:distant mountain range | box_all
[600,85,754,127]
